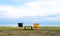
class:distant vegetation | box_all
[0,26,60,36]
[0,26,60,31]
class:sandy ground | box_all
[0,30,60,36]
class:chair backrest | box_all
[18,23,23,27]
[34,23,39,28]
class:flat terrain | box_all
[0,26,60,36]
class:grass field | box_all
[0,26,60,36]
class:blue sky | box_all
[0,0,60,26]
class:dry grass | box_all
[0,26,60,36]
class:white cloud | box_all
[0,5,37,18]
[0,0,60,19]
[24,1,60,16]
